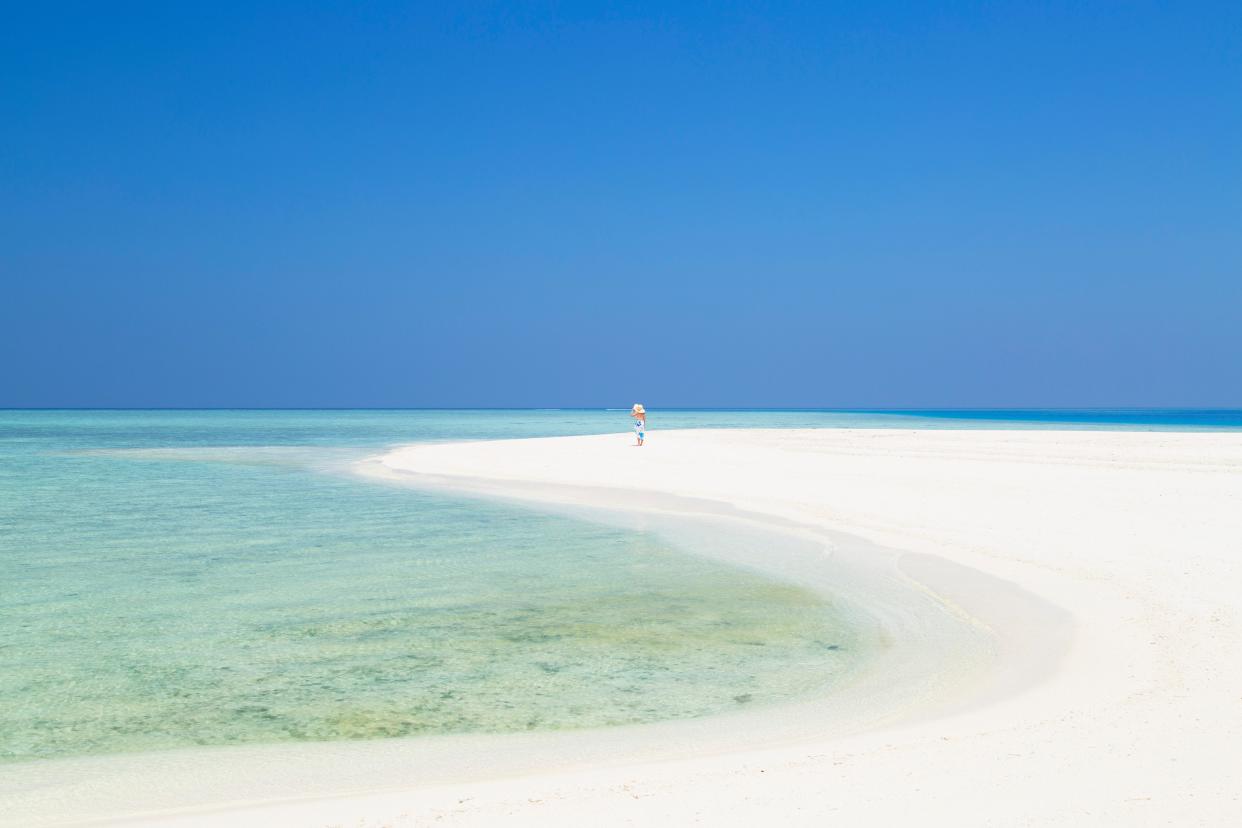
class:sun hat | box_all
[631,403,646,415]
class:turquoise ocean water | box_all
[2,409,1239,766]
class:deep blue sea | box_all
[2,408,1237,765]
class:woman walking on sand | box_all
[631,404,646,446]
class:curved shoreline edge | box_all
[2,456,1064,828]
[8,427,1241,826]
[353,461,1075,735]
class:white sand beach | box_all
[26,427,1242,826]
[357,427,1242,827]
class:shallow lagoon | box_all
[1,411,859,762]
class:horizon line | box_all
[4,406,1242,413]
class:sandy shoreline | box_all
[10,427,1242,825]
[357,428,1242,825]
[6,448,1049,827]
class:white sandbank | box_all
[16,427,1242,826]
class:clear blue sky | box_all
[3,2,1239,408]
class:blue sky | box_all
[3,2,1239,407]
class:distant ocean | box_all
[2,408,1238,765]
